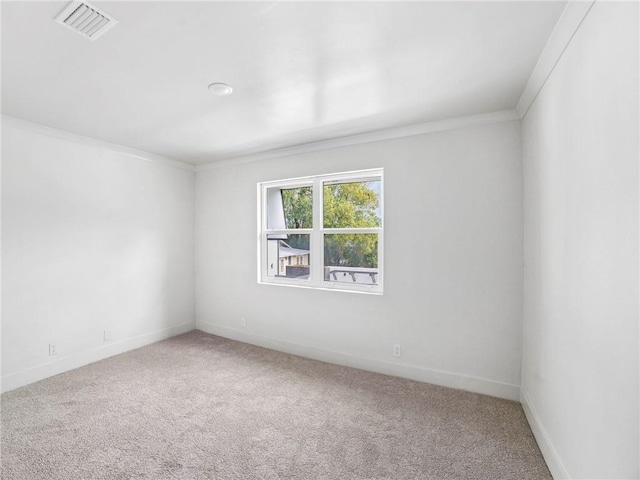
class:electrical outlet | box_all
[393,344,401,358]
[49,344,57,356]
[240,316,246,328]
[104,330,112,342]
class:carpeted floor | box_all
[1,330,551,479]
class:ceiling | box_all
[2,1,566,165]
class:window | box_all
[259,169,383,293]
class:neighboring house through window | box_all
[258,169,383,293]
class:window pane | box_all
[324,234,378,285]
[266,234,310,279]
[266,187,286,230]
[323,180,381,228]
[282,186,313,229]
[267,186,313,229]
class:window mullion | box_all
[320,227,381,235]
[266,229,313,235]
[311,178,323,285]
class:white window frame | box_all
[258,168,384,294]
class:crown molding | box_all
[1,115,195,172]
[516,0,596,119]
[195,109,521,172]
[3,108,521,174]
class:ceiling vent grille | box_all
[55,1,118,41]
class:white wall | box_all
[195,119,524,400]
[521,2,639,479]
[1,120,196,392]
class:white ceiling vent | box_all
[55,1,118,41]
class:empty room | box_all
[1,1,638,479]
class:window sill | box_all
[258,279,383,295]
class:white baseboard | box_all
[1,322,194,393]
[521,389,570,479]
[197,322,520,401]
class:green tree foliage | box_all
[281,187,312,252]
[282,187,312,229]
[281,182,380,268]
[323,182,380,268]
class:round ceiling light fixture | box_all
[208,82,233,96]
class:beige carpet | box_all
[1,330,551,479]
